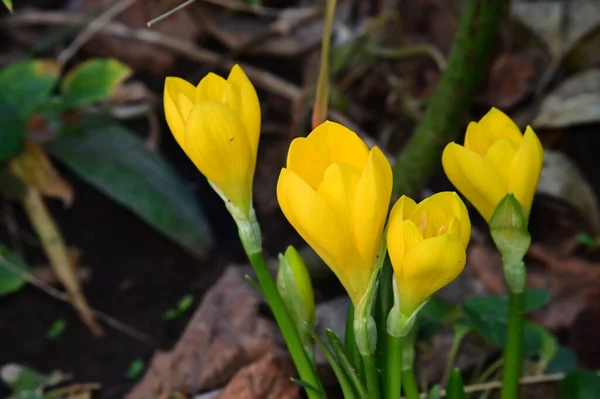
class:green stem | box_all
[362,351,380,399]
[247,250,324,398]
[500,291,525,399]
[384,333,402,399]
[442,325,470,387]
[392,0,506,197]
[311,0,337,128]
[376,259,394,389]
[345,303,364,378]
[402,368,420,399]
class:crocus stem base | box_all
[245,249,323,398]
[500,290,524,399]
[384,333,402,399]
[361,351,380,399]
[402,367,420,399]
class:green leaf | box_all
[463,290,550,350]
[0,59,60,119]
[547,346,578,374]
[0,364,67,394]
[290,378,325,397]
[47,125,213,258]
[177,294,194,312]
[559,370,600,399]
[125,359,145,380]
[2,0,13,12]
[45,319,67,340]
[325,329,368,399]
[446,369,466,399]
[61,58,131,108]
[426,385,441,399]
[0,244,30,296]
[0,98,26,162]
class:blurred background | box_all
[1,0,600,398]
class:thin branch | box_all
[58,0,141,67]
[0,255,158,346]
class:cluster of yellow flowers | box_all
[164,65,543,321]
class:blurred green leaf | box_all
[177,294,194,312]
[526,323,557,366]
[547,346,578,374]
[125,359,145,380]
[446,369,466,399]
[2,0,13,12]
[0,244,30,296]
[47,125,213,258]
[559,370,600,399]
[61,58,131,108]
[426,385,441,399]
[0,59,60,119]
[45,319,67,340]
[463,290,550,351]
[418,296,459,340]
[0,363,67,397]
[0,98,26,162]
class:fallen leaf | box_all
[534,69,600,128]
[536,149,600,230]
[484,51,545,109]
[512,0,600,69]
[127,267,284,399]
[72,0,201,74]
[215,355,298,399]
[10,140,74,207]
[468,242,600,330]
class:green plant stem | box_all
[311,0,337,128]
[402,367,420,399]
[362,351,380,399]
[247,251,324,398]
[392,0,506,197]
[442,325,470,387]
[501,291,525,399]
[345,303,363,378]
[376,260,394,384]
[384,333,402,399]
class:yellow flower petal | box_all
[478,107,523,147]
[228,65,261,156]
[389,195,417,223]
[485,139,518,186]
[508,126,544,217]
[307,121,369,174]
[399,233,466,316]
[184,101,253,215]
[286,137,329,190]
[464,122,490,155]
[317,163,361,238]
[409,192,470,245]
[442,143,507,222]
[353,147,393,264]
[164,77,195,148]
[195,72,228,103]
[277,168,363,303]
[387,219,423,280]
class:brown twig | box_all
[57,0,141,67]
[0,252,158,346]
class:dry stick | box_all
[57,0,141,67]
[7,10,388,152]
[416,370,600,398]
[0,254,158,346]
[20,187,105,337]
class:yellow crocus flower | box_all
[277,121,392,306]
[387,192,470,317]
[442,107,544,222]
[164,65,260,218]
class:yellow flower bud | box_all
[163,65,261,218]
[277,121,392,307]
[387,192,470,317]
[442,107,544,222]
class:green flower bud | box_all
[277,245,316,341]
[489,193,531,293]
